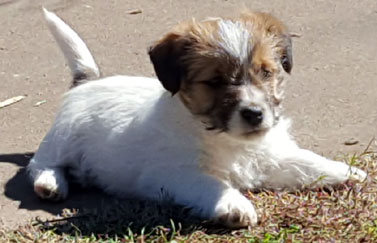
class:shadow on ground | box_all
[0,153,224,237]
[1,153,109,215]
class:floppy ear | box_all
[279,34,293,74]
[148,33,190,95]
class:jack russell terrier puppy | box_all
[27,8,366,228]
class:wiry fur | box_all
[27,9,366,228]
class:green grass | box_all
[1,151,377,242]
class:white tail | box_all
[42,8,100,84]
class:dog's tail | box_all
[43,8,100,86]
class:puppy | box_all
[28,9,366,228]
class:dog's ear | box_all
[262,14,293,74]
[148,33,190,95]
[241,11,293,74]
[267,19,293,74]
[277,33,293,74]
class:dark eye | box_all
[230,80,243,86]
[261,68,272,79]
[202,78,223,88]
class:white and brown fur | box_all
[27,9,366,228]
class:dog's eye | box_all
[230,80,242,86]
[261,68,272,79]
[202,78,223,88]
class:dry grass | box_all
[1,150,376,242]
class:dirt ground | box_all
[0,0,376,229]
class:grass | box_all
[1,150,376,242]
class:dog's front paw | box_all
[347,167,367,182]
[212,189,257,228]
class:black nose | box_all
[240,107,263,126]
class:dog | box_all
[27,8,366,228]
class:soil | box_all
[1,0,376,229]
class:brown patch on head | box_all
[149,10,293,133]
[239,11,293,74]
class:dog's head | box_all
[149,11,292,139]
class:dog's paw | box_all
[33,170,68,201]
[347,167,367,182]
[212,189,257,228]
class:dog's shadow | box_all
[1,153,226,237]
[1,153,107,215]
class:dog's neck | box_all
[196,118,292,189]
[197,131,264,189]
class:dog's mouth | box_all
[204,124,227,133]
[203,122,270,139]
[242,128,269,137]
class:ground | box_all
[0,0,376,231]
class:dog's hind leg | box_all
[27,128,74,201]
[28,164,68,201]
